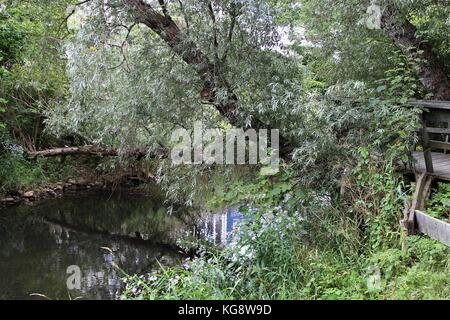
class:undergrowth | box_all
[121,100,449,300]
[121,155,449,300]
[427,182,450,222]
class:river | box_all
[0,189,245,300]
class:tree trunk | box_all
[125,0,239,124]
[381,5,450,100]
[28,145,119,157]
[27,145,166,160]
[124,0,293,158]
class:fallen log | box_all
[27,145,167,160]
[28,145,118,157]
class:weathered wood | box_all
[401,198,412,249]
[28,145,119,157]
[406,173,433,234]
[415,210,450,247]
[403,100,450,243]
[409,152,450,181]
[28,145,168,160]
[421,118,434,173]
[444,122,450,154]
[429,140,450,151]
[425,127,450,135]
[409,100,450,110]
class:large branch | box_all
[28,145,119,157]
[381,5,450,100]
[27,145,167,160]
[125,0,228,115]
[125,0,293,158]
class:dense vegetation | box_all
[1,0,449,300]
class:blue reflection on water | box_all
[199,206,254,245]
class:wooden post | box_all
[406,173,433,234]
[445,122,450,154]
[421,114,434,173]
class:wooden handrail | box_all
[425,127,450,134]
[409,100,450,110]
[429,140,450,150]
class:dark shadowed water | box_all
[0,189,194,300]
[0,189,246,300]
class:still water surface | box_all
[0,190,195,300]
[0,189,246,300]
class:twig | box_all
[109,23,137,72]
[158,0,169,17]
[58,0,92,35]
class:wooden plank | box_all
[429,163,450,171]
[415,210,450,247]
[408,152,450,180]
[429,140,450,150]
[407,173,433,234]
[421,152,447,160]
[444,122,450,154]
[430,157,450,172]
[427,158,450,170]
[426,127,450,134]
[409,100,450,110]
[427,173,450,181]
[424,154,448,164]
[430,153,450,162]
[421,118,434,173]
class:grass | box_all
[426,182,450,222]
[0,151,78,195]
[121,155,450,300]
[120,195,450,300]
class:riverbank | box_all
[0,174,153,208]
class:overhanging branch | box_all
[124,0,293,158]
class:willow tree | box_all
[47,0,306,158]
[300,0,450,99]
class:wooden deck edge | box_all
[414,210,450,247]
[403,152,450,182]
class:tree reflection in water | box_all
[0,190,191,300]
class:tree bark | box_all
[381,5,450,100]
[28,145,119,157]
[27,145,167,160]
[124,0,293,158]
[125,0,239,123]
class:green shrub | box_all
[0,152,46,192]
[121,150,449,300]
[426,182,450,222]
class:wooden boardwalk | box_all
[411,151,450,181]
[402,101,450,246]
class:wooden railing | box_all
[410,100,450,173]
[404,101,450,247]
